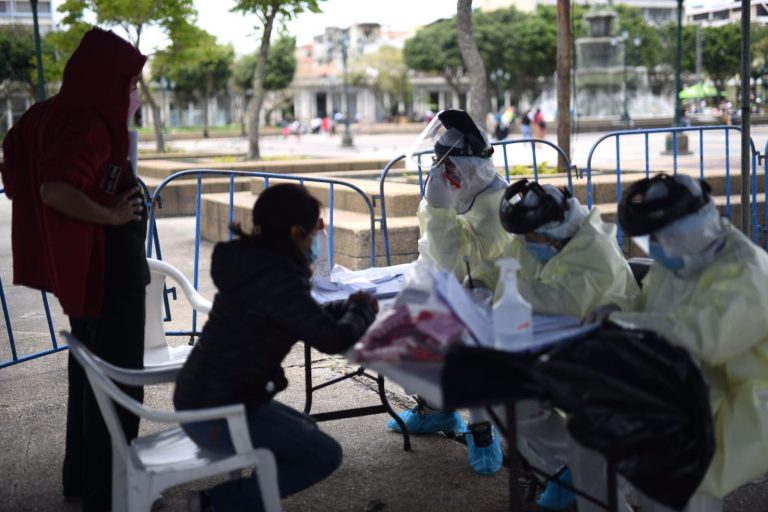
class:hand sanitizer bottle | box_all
[312,218,332,279]
[493,258,532,350]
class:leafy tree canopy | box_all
[232,34,296,93]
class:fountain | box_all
[534,7,673,121]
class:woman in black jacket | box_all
[174,183,377,512]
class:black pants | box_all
[62,222,148,511]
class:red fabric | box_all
[0,28,146,317]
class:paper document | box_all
[311,263,413,304]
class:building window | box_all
[712,10,729,20]
[692,13,709,21]
[0,2,8,13]
[759,5,768,16]
[14,1,33,13]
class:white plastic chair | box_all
[144,258,212,368]
[63,331,282,512]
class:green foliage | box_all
[233,35,296,93]
[230,0,323,22]
[509,160,556,176]
[0,26,36,93]
[57,0,197,47]
[352,46,411,117]
[702,24,742,95]
[403,18,463,79]
[154,27,234,104]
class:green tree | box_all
[702,23,741,103]
[232,34,296,132]
[154,25,234,138]
[0,26,36,94]
[351,46,411,120]
[57,0,197,152]
[403,18,464,109]
[655,23,696,95]
[231,0,323,160]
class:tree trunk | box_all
[139,77,165,153]
[456,0,489,124]
[202,80,211,138]
[247,5,279,160]
[556,0,572,174]
[202,95,210,138]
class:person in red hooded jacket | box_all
[0,28,148,511]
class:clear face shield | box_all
[631,235,651,255]
[405,115,462,171]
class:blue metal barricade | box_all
[584,125,761,247]
[376,138,577,266]
[0,181,155,368]
[146,169,378,341]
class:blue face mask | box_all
[307,236,319,264]
[648,240,684,270]
[525,242,558,263]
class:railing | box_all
[1,170,376,368]
[377,138,577,266]
[145,169,377,341]
[0,182,155,368]
[584,125,761,247]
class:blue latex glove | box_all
[424,164,461,209]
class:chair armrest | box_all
[147,258,212,314]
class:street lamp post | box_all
[339,28,354,148]
[664,0,691,155]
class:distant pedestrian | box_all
[533,108,546,139]
[521,110,533,139]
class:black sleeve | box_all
[266,275,375,354]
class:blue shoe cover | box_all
[466,424,503,475]
[386,408,467,434]
[536,467,576,510]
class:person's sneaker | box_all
[466,421,503,475]
[187,490,214,512]
[536,466,576,511]
[386,404,467,434]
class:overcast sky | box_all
[51,0,458,55]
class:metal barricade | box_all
[376,138,577,266]
[146,169,377,341]
[0,181,155,368]
[584,125,761,247]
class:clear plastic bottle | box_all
[312,218,332,279]
[492,257,533,350]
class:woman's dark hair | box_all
[231,183,321,269]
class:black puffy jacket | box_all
[173,238,375,412]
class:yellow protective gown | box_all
[417,187,510,283]
[481,208,640,318]
[610,225,768,498]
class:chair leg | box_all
[255,450,282,512]
[112,455,129,512]
[126,472,153,512]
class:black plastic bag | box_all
[442,326,714,510]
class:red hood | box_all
[58,28,147,160]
